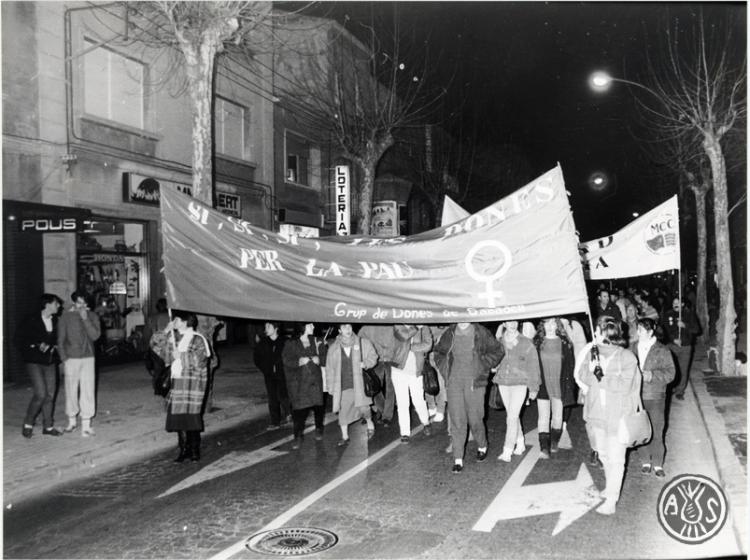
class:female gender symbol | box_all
[464,240,513,307]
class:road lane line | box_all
[208,425,423,560]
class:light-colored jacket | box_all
[325,335,378,413]
[577,344,641,434]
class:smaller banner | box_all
[371,201,398,237]
[581,195,680,280]
[441,195,470,226]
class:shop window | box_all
[77,220,148,363]
[285,131,310,186]
[83,39,144,130]
[215,97,250,160]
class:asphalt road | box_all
[3,399,739,559]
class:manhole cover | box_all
[245,527,338,556]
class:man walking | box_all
[662,297,701,400]
[58,291,101,436]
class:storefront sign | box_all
[5,201,92,233]
[109,281,127,295]
[371,200,398,237]
[216,192,241,217]
[335,165,350,236]
[123,172,192,205]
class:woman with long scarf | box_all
[325,324,378,446]
[151,310,211,463]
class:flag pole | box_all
[677,268,683,341]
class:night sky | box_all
[303,2,746,240]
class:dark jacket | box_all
[537,336,577,406]
[661,308,700,347]
[254,336,286,380]
[17,312,60,364]
[282,336,325,410]
[433,324,504,390]
[638,340,676,400]
[593,302,622,323]
[393,324,433,376]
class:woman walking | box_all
[151,310,212,463]
[391,324,433,443]
[434,322,504,473]
[282,322,326,449]
[493,321,540,462]
[325,324,378,446]
[634,318,675,478]
[577,316,641,515]
[534,317,577,458]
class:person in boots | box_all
[282,322,327,449]
[533,317,577,458]
[433,323,504,473]
[57,291,101,437]
[493,321,539,462]
[254,321,291,430]
[577,315,641,515]
[151,310,211,463]
[634,318,675,478]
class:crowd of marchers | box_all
[15,283,699,517]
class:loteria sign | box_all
[335,165,350,236]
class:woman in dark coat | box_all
[151,310,211,463]
[534,317,577,458]
[282,322,326,448]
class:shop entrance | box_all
[77,219,149,364]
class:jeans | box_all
[24,362,58,428]
[669,343,694,396]
[637,397,667,466]
[498,385,527,451]
[63,357,96,421]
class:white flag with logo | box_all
[581,196,680,280]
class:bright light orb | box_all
[589,70,613,92]
[632,212,640,218]
[588,171,609,191]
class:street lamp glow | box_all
[589,71,613,92]
[632,212,640,218]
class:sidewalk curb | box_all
[3,402,268,505]
[690,369,748,554]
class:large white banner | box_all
[581,196,681,280]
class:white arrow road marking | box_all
[158,414,337,499]
[208,424,425,560]
[473,429,601,536]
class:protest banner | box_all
[159,165,589,323]
[581,196,680,280]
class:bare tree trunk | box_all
[704,134,737,374]
[691,185,710,342]
[178,39,219,205]
[357,159,376,235]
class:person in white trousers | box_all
[57,291,101,437]
[391,324,433,443]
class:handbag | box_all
[422,360,440,396]
[617,370,652,447]
[155,363,172,397]
[362,365,382,397]
[488,383,505,410]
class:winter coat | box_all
[537,336,577,406]
[325,335,378,413]
[359,325,410,368]
[57,307,101,361]
[494,335,540,392]
[433,324,504,390]
[578,344,640,434]
[393,325,433,376]
[638,341,676,400]
[17,312,60,364]
[254,336,287,380]
[661,309,700,347]
[282,335,326,410]
[151,329,210,417]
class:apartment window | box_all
[215,97,250,160]
[285,132,310,186]
[83,39,144,130]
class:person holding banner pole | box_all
[434,323,504,474]
[662,297,700,400]
[325,324,378,446]
[577,316,641,515]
